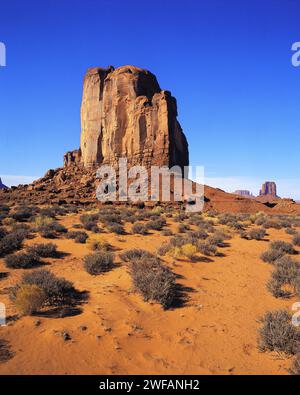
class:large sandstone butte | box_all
[259,181,278,198]
[1,65,300,214]
[78,65,189,170]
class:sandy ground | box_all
[0,214,298,375]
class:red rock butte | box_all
[65,65,189,171]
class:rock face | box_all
[80,65,189,170]
[0,178,7,190]
[259,182,278,198]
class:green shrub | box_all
[84,252,115,275]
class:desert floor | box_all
[0,212,299,375]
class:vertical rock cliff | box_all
[80,65,189,170]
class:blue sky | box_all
[0,0,300,198]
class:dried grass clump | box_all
[14,284,46,315]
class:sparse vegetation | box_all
[67,231,88,243]
[258,310,300,355]
[293,233,300,247]
[84,251,115,275]
[120,248,155,262]
[27,243,58,258]
[267,256,300,298]
[5,252,40,269]
[132,222,148,235]
[130,257,176,309]
[0,231,25,257]
[20,269,76,305]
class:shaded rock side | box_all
[80,65,189,170]
[0,178,7,190]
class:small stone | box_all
[34,320,41,327]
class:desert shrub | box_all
[0,227,7,240]
[87,238,112,252]
[162,229,173,236]
[258,310,300,354]
[290,354,300,375]
[35,216,67,238]
[27,243,57,258]
[267,256,300,298]
[181,243,197,260]
[130,258,176,309]
[241,228,266,240]
[98,212,122,226]
[188,230,209,241]
[21,269,75,305]
[218,213,236,225]
[261,249,286,264]
[67,231,88,243]
[132,223,148,235]
[168,246,181,258]
[14,284,46,315]
[11,223,32,239]
[0,338,13,363]
[173,213,187,222]
[108,223,125,234]
[169,235,185,247]
[84,251,115,275]
[5,252,40,269]
[80,214,99,230]
[146,218,166,231]
[11,206,37,222]
[207,232,228,247]
[0,231,25,257]
[120,249,155,262]
[151,207,164,216]
[270,240,295,255]
[157,243,172,256]
[293,233,300,247]
[197,241,218,256]
[177,223,189,233]
[286,228,297,235]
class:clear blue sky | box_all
[0,0,300,198]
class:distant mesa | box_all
[234,190,254,198]
[0,178,7,190]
